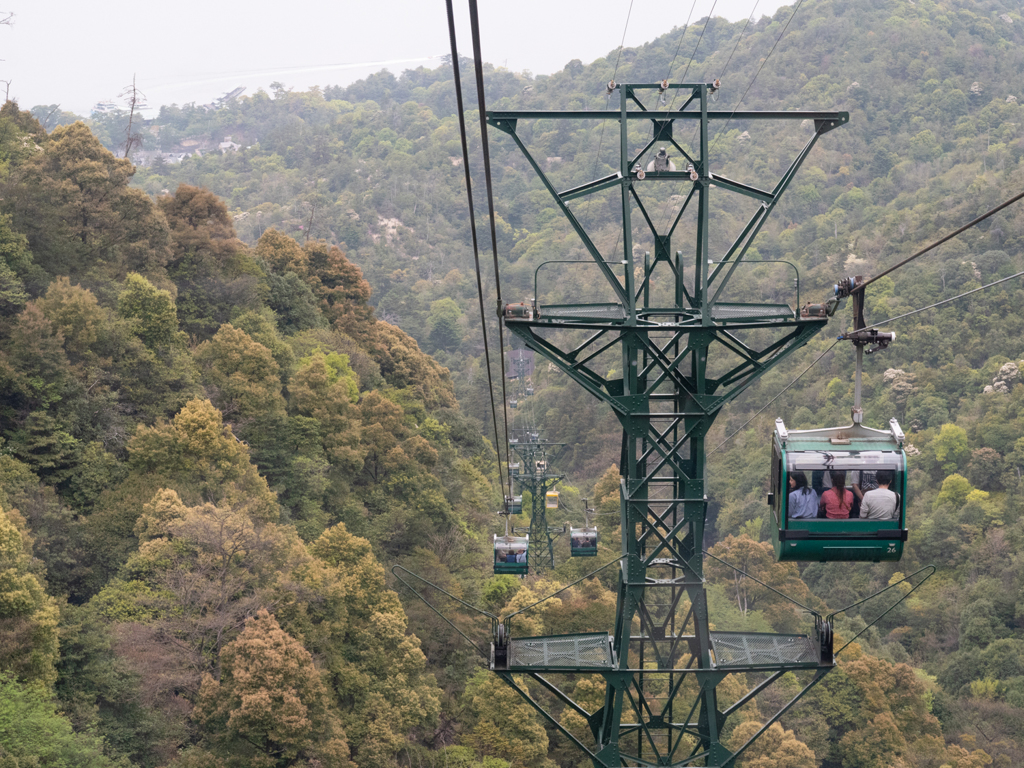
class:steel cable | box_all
[467,0,514,496]
[709,0,807,152]
[444,0,506,494]
[711,266,1024,456]
[857,189,1024,293]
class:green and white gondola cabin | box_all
[494,535,529,575]
[770,418,908,562]
[570,526,598,557]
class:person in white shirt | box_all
[859,469,898,520]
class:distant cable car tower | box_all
[507,431,565,569]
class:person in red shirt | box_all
[819,470,854,519]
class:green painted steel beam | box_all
[489,83,845,767]
[488,109,849,123]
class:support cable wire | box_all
[444,0,507,495]
[712,266,1024,458]
[466,0,513,495]
[610,0,635,79]
[392,565,497,659]
[709,339,840,456]
[846,269,1024,338]
[856,189,1024,293]
[663,0,702,88]
[709,0,807,152]
[580,0,634,242]
[648,0,700,181]
[828,566,936,656]
[702,548,818,615]
[505,555,627,621]
[715,1,760,84]
[675,1,718,88]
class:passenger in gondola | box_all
[851,469,878,498]
[849,470,876,517]
[860,469,898,519]
[818,471,854,519]
[787,471,818,518]
[515,549,527,563]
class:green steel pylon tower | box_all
[487,83,848,767]
[509,436,564,569]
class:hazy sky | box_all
[3,0,791,117]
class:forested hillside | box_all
[4,0,1024,766]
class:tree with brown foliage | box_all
[301,239,374,343]
[158,184,262,337]
[189,610,352,768]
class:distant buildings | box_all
[90,100,119,115]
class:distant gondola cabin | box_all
[770,418,908,562]
[570,526,598,556]
[494,535,529,575]
[545,491,559,510]
[506,496,523,515]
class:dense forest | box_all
[3,0,1024,765]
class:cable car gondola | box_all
[545,490,559,509]
[505,496,522,514]
[510,398,518,409]
[569,526,598,556]
[493,535,529,575]
[508,462,520,479]
[769,418,908,562]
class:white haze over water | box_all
[4,0,790,116]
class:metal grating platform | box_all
[710,631,818,668]
[711,303,794,320]
[508,633,614,670]
[540,303,627,320]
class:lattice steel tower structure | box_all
[508,435,565,570]
[487,83,848,767]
